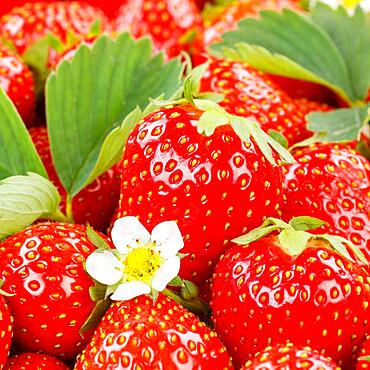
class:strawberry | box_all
[0,222,112,359]
[357,335,370,369]
[0,1,109,56]
[199,59,311,146]
[0,42,35,126]
[113,0,202,58]
[29,126,121,230]
[0,292,13,369]
[241,342,341,370]
[75,294,233,369]
[4,353,69,370]
[211,217,370,368]
[282,143,370,261]
[294,98,333,116]
[117,103,288,285]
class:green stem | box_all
[163,288,211,316]
[45,209,70,223]
[65,195,75,223]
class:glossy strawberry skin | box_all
[199,59,310,146]
[75,294,233,369]
[0,1,109,55]
[241,343,341,370]
[211,236,370,369]
[0,297,13,368]
[29,127,121,231]
[5,353,69,370]
[0,42,35,126]
[113,0,202,58]
[117,104,284,285]
[0,222,112,360]
[282,143,370,261]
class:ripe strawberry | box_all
[241,343,341,369]
[113,0,202,58]
[199,59,311,146]
[4,353,69,370]
[357,335,370,369]
[282,143,370,261]
[0,222,112,359]
[75,294,233,369]
[0,2,109,55]
[117,104,286,285]
[0,294,13,369]
[29,126,121,230]
[211,218,370,368]
[294,98,333,116]
[0,42,35,126]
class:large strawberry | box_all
[0,222,112,360]
[0,290,13,369]
[211,217,370,368]
[199,59,313,146]
[117,103,293,285]
[0,1,109,56]
[75,294,233,369]
[4,353,69,370]
[282,143,370,261]
[241,342,341,370]
[29,126,121,231]
[0,42,35,126]
[113,0,202,58]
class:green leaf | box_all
[311,4,370,101]
[181,280,200,300]
[80,298,112,335]
[211,8,354,103]
[0,87,46,180]
[278,229,311,256]
[168,276,183,287]
[89,280,108,302]
[289,216,327,231]
[86,225,111,251]
[0,173,61,240]
[307,104,370,142]
[46,33,183,197]
[359,356,370,362]
[197,110,230,136]
[268,130,288,149]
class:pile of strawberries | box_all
[0,0,369,369]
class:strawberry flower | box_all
[85,216,184,301]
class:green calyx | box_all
[233,216,368,264]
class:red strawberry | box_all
[294,98,333,116]
[211,218,370,368]
[282,143,370,261]
[241,342,341,369]
[75,294,233,369]
[0,42,35,126]
[199,59,311,146]
[0,1,109,56]
[117,104,286,285]
[0,222,112,359]
[4,353,69,370]
[29,126,121,230]
[113,0,202,58]
[357,335,370,369]
[0,293,13,368]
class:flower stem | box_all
[65,195,75,223]
[163,288,211,316]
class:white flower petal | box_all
[151,221,184,259]
[110,281,151,301]
[111,216,151,254]
[151,256,180,292]
[85,250,123,285]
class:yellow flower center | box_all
[343,0,362,8]
[123,246,162,284]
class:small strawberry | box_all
[4,353,69,370]
[211,217,370,368]
[113,0,202,58]
[0,287,13,369]
[117,103,293,285]
[357,335,370,369]
[29,126,121,231]
[241,342,341,370]
[0,222,112,360]
[75,294,233,369]
[0,42,35,126]
[0,1,109,56]
[282,143,370,261]
[199,59,311,146]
